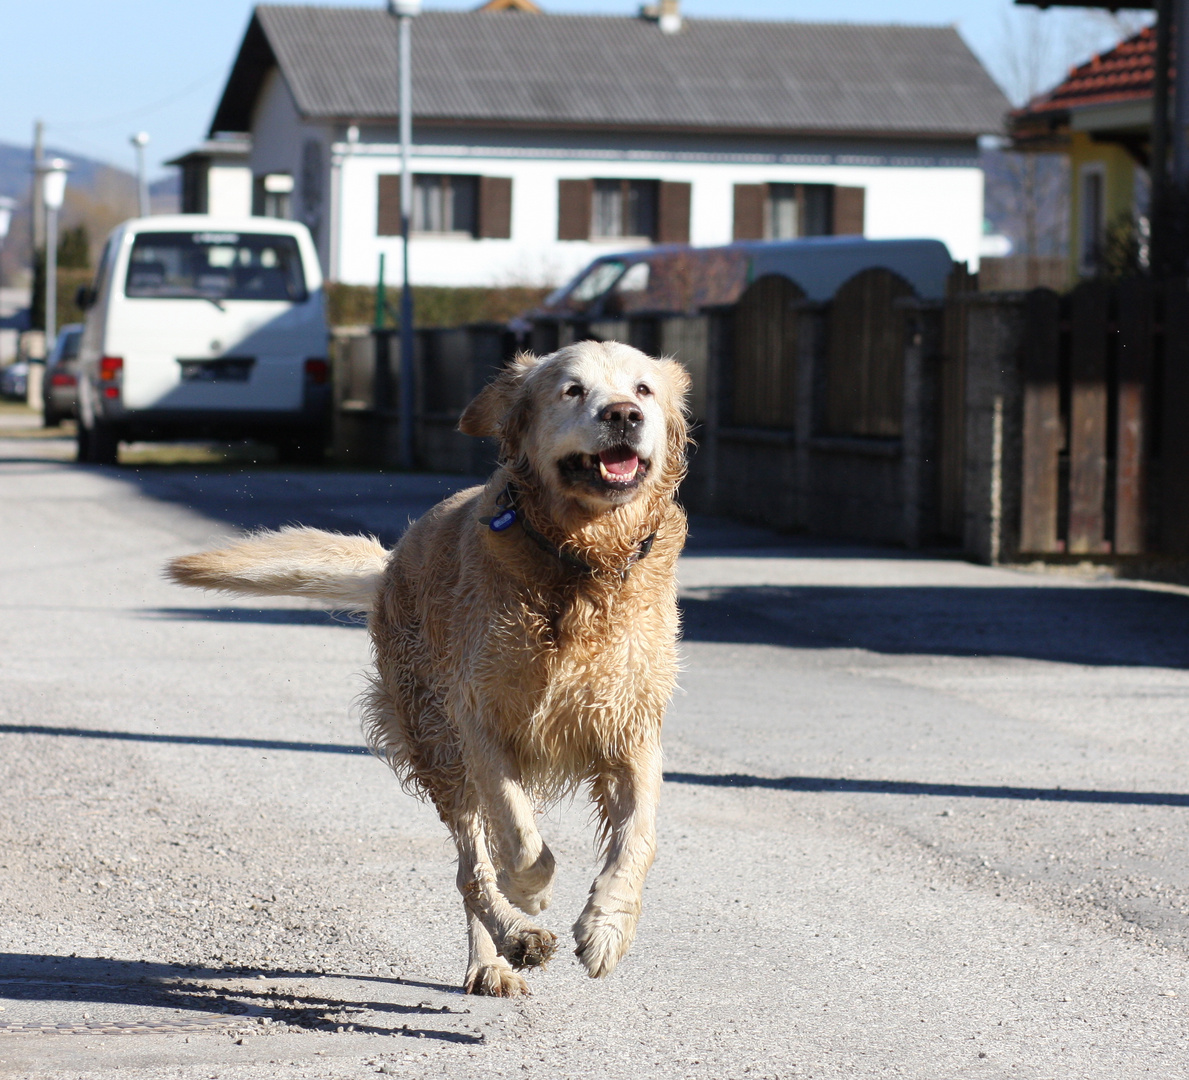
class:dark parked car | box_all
[42,323,84,426]
[0,359,30,400]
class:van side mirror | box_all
[75,285,97,311]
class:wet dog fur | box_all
[166,340,691,995]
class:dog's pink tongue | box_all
[599,448,639,477]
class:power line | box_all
[48,67,226,134]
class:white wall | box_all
[207,164,252,218]
[249,69,304,180]
[323,133,985,288]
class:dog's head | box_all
[460,341,690,513]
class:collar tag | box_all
[488,508,518,532]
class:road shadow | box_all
[679,584,1189,668]
[663,771,1189,807]
[144,606,366,628]
[0,954,481,1042]
[116,467,484,548]
[0,724,369,756]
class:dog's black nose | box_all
[600,401,643,434]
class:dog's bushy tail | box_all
[166,526,388,613]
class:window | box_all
[1079,165,1106,275]
[377,174,511,239]
[558,179,689,242]
[124,231,307,303]
[734,184,864,241]
[762,184,835,239]
[592,179,658,239]
[413,174,477,235]
[766,184,799,239]
[254,173,293,219]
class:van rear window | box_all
[124,232,307,303]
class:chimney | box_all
[639,0,682,34]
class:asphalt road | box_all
[2,428,1189,1080]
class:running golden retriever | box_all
[166,340,691,996]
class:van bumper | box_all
[98,405,330,443]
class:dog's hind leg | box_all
[573,737,663,979]
[455,808,557,986]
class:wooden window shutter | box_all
[377,174,402,236]
[478,176,513,239]
[558,179,593,240]
[657,181,691,244]
[733,184,766,241]
[833,186,865,236]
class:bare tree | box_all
[986,8,1153,263]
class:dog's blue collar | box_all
[480,483,656,581]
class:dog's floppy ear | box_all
[659,357,692,402]
[459,352,540,438]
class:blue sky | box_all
[0,0,1152,179]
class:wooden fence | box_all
[1010,279,1189,558]
[331,273,1189,565]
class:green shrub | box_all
[325,283,550,330]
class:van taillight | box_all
[50,371,77,387]
[99,356,123,381]
[304,359,329,385]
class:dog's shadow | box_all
[0,954,481,1043]
[143,607,366,628]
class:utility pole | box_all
[30,120,45,254]
[389,0,420,471]
[131,132,151,217]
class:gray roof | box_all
[212,5,1009,139]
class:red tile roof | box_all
[1018,25,1164,117]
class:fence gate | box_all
[728,274,803,428]
[825,268,914,437]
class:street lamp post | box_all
[0,196,15,364]
[131,132,150,218]
[0,195,15,293]
[41,158,70,351]
[389,0,420,471]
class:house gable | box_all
[211,5,1008,140]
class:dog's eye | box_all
[564,384,584,399]
[636,383,652,397]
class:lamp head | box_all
[42,159,70,211]
[388,0,421,15]
[131,131,150,149]
[0,195,15,242]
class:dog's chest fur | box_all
[376,488,682,784]
[486,570,679,773]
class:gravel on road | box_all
[2,435,1189,1080]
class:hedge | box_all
[324,283,551,330]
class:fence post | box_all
[1019,289,1063,554]
[1068,281,1111,554]
[1161,278,1189,556]
[1115,279,1153,554]
[901,302,942,548]
[963,295,1027,564]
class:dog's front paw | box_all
[498,927,558,970]
[497,845,556,915]
[498,872,554,916]
[572,905,638,979]
[464,960,529,997]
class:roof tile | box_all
[229,5,1008,137]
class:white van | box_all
[75,216,330,464]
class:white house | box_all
[183,1,1009,288]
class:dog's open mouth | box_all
[559,447,648,492]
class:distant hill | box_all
[0,141,179,283]
[0,141,178,207]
